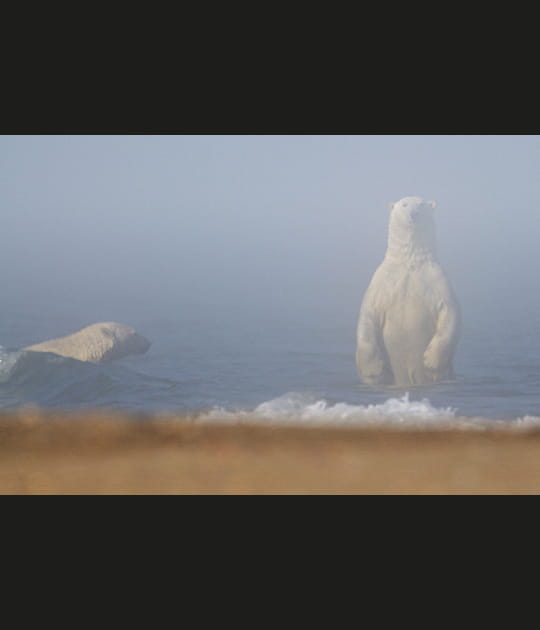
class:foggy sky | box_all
[1,135,540,332]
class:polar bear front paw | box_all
[423,346,441,371]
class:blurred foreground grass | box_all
[2,409,540,493]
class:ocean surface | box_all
[2,301,540,429]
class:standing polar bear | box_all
[356,196,460,387]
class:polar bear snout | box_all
[131,333,151,355]
[119,331,151,356]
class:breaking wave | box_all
[201,391,540,430]
[3,345,540,429]
[0,346,181,410]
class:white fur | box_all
[24,322,151,363]
[356,196,460,386]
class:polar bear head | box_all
[386,196,438,262]
[93,322,151,361]
[24,321,151,363]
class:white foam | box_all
[0,348,24,382]
[200,392,464,429]
[199,392,540,431]
[514,415,540,428]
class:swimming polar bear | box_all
[24,322,151,363]
[356,196,460,387]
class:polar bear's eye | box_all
[402,203,408,207]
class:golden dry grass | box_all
[2,409,540,494]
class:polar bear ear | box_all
[388,202,395,211]
[429,200,437,209]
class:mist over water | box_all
[2,135,540,425]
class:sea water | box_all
[2,299,540,429]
